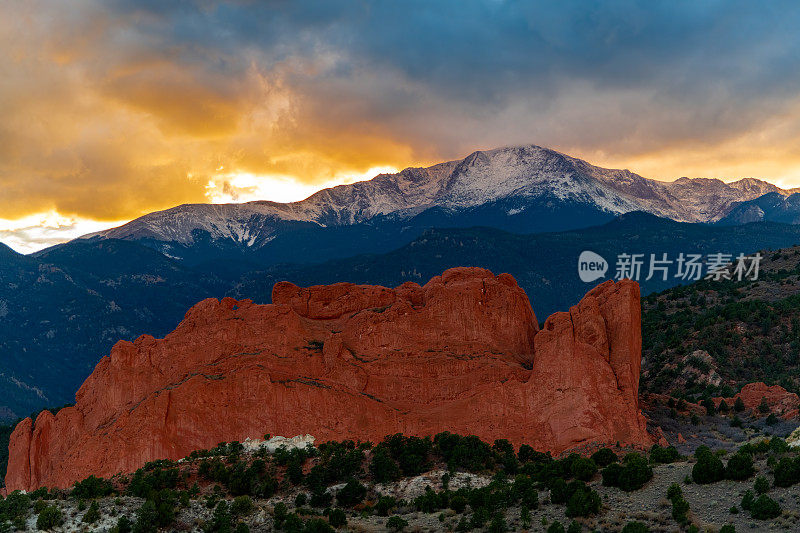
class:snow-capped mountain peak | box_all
[80,145,794,256]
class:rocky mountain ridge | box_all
[76,145,798,265]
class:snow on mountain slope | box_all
[82,145,795,248]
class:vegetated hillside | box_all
[642,245,800,398]
[0,240,227,421]
[3,430,800,532]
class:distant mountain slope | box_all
[230,213,800,321]
[0,240,226,421]
[717,192,800,225]
[74,145,796,266]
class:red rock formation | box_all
[714,382,800,419]
[5,268,651,491]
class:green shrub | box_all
[511,474,538,509]
[754,476,770,494]
[132,500,160,533]
[725,452,754,480]
[336,478,366,507]
[734,397,745,412]
[328,508,347,528]
[127,466,179,498]
[294,493,307,508]
[741,490,754,511]
[758,397,770,414]
[469,507,490,529]
[369,447,401,483]
[750,494,781,520]
[667,483,689,525]
[83,500,101,523]
[692,446,725,484]
[433,432,494,472]
[273,502,288,529]
[231,496,254,516]
[769,437,788,453]
[414,486,446,513]
[590,448,618,467]
[547,521,565,533]
[773,456,800,487]
[564,482,601,517]
[702,398,716,415]
[73,475,114,500]
[520,505,532,528]
[649,445,680,464]
[115,515,133,533]
[493,439,519,474]
[488,512,508,533]
[282,513,303,533]
[386,515,409,531]
[36,505,63,530]
[375,496,397,516]
[33,499,47,513]
[566,520,582,533]
[601,453,653,491]
[1,491,31,523]
[719,526,735,533]
[204,501,232,533]
[570,457,597,481]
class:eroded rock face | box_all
[714,382,800,419]
[6,268,650,491]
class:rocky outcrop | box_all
[5,268,650,491]
[714,382,800,419]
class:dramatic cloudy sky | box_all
[2,0,800,252]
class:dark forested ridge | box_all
[642,246,800,398]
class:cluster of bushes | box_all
[388,471,545,530]
[273,502,338,533]
[0,491,32,531]
[370,433,518,484]
[601,453,653,491]
[741,489,781,520]
[203,500,252,533]
[198,456,278,498]
[1,489,76,532]
[304,441,367,507]
[692,445,757,484]
[648,445,680,464]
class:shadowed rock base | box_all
[6,267,650,491]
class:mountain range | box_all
[78,145,800,267]
[5,144,800,422]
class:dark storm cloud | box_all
[3,0,800,227]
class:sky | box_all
[2,1,800,253]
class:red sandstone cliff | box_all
[713,382,800,419]
[5,268,651,491]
